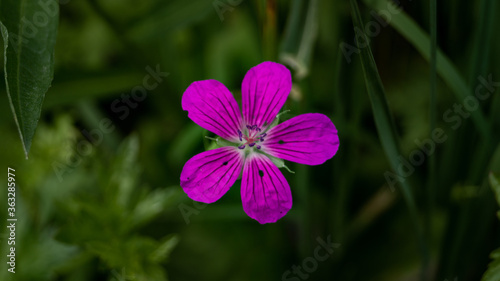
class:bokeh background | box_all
[1,0,500,280]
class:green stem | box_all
[426,0,437,278]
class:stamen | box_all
[256,145,261,149]
[249,143,256,147]
[238,144,245,149]
[260,138,265,142]
[251,125,257,130]
[246,125,252,130]
[238,130,243,141]
[259,133,267,137]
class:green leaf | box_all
[481,160,500,281]
[110,134,140,209]
[131,188,183,228]
[0,0,59,158]
[150,234,179,263]
[350,0,428,272]
[482,248,500,281]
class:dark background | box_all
[1,0,500,280]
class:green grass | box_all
[0,0,499,280]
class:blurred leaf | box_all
[363,0,491,140]
[109,134,140,208]
[350,0,428,271]
[205,12,260,85]
[54,135,178,281]
[482,248,500,281]
[168,124,204,166]
[491,172,500,207]
[87,236,170,281]
[18,230,78,281]
[0,183,78,281]
[150,234,179,263]
[482,173,500,281]
[128,0,213,43]
[280,0,318,79]
[76,102,120,149]
[131,187,183,228]
[44,72,144,108]
[0,0,59,158]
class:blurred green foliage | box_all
[0,0,499,280]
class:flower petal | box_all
[241,61,292,129]
[181,147,244,203]
[262,113,339,165]
[182,79,242,142]
[241,153,292,224]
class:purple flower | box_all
[180,62,339,224]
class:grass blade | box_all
[467,0,497,182]
[363,0,491,140]
[350,0,429,277]
[426,0,437,257]
[469,0,494,83]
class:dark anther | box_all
[278,140,285,144]
[256,128,262,132]
[259,133,267,137]
[256,145,261,149]
[251,125,257,130]
[223,161,228,165]
[258,170,264,177]
[246,125,252,130]
[238,130,243,141]
[260,138,265,142]
[238,145,245,149]
[249,143,256,147]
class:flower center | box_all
[237,124,267,150]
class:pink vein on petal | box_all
[181,146,244,203]
[262,113,339,165]
[241,153,292,224]
[241,62,292,129]
[182,79,242,142]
